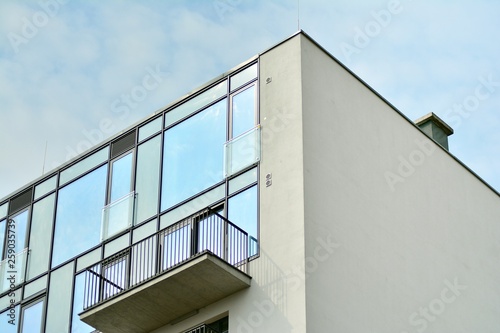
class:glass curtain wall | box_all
[0,61,259,333]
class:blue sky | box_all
[0,0,499,199]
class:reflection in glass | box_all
[228,185,258,256]
[161,99,227,210]
[0,305,19,333]
[230,63,257,91]
[71,273,94,333]
[60,147,108,185]
[10,209,29,254]
[34,175,57,200]
[135,135,161,224]
[224,126,261,177]
[28,194,55,279]
[45,262,74,332]
[165,81,227,127]
[110,152,133,202]
[52,165,108,267]
[231,85,256,138]
[20,299,44,333]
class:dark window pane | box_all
[161,99,227,210]
[52,165,108,267]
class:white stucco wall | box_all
[299,33,500,332]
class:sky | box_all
[0,0,499,200]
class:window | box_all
[161,99,227,210]
[27,194,55,279]
[71,273,94,333]
[230,84,256,139]
[135,135,161,224]
[0,209,30,294]
[101,152,135,240]
[228,185,258,257]
[20,298,44,333]
[52,165,108,267]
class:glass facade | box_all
[0,61,259,332]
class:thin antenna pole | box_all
[42,140,48,175]
[297,0,300,30]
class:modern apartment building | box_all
[1,31,499,333]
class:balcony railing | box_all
[82,207,249,310]
[185,324,222,333]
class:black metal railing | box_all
[184,324,221,333]
[82,207,249,310]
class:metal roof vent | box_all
[415,112,454,150]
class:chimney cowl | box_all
[415,112,454,150]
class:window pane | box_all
[71,273,94,333]
[23,275,47,299]
[224,126,261,177]
[230,63,257,91]
[0,203,7,220]
[110,152,133,202]
[132,218,156,243]
[104,233,129,258]
[52,165,108,267]
[228,167,258,195]
[228,185,258,255]
[135,135,161,224]
[28,194,55,279]
[138,117,162,142]
[231,85,256,138]
[0,219,5,259]
[0,305,19,332]
[34,175,57,200]
[76,248,101,272]
[10,209,29,253]
[60,146,109,185]
[20,299,43,333]
[161,99,227,210]
[45,262,74,333]
[165,81,227,127]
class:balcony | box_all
[79,208,251,333]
